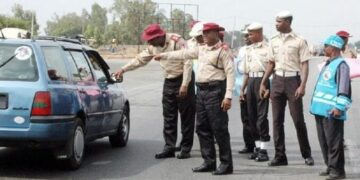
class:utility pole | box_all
[31,11,34,38]
[231,16,236,48]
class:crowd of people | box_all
[114,10,353,180]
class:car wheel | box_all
[63,118,85,170]
[109,105,130,147]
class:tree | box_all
[168,9,194,39]
[84,3,108,46]
[45,13,84,37]
[111,0,163,45]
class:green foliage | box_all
[45,13,84,38]
[111,0,161,45]
[0,4,39,35]
[168,9,193,39]
[44,0,195,46]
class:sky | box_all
[1,0,360,45]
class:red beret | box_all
[203,23,225,32]
[141,24,166,41]
[336,30,351,38]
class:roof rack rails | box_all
[35,36,81,44]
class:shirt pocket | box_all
[287,45,298,55]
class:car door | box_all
[64,50,103,138]
[86,50,124,134]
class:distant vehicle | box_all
[1,27,30,39]
[0,37,130,169]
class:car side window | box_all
[68,51,94,82]
[87,53,107,83]
[64,51,82,82]
[42,46,68,81]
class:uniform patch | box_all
[221,43,229,50]
[323,70,331,81]
[170,35,180,42]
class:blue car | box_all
[0,37,130,169]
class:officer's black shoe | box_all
[319,169,330,176]
[248,147,259,160]
[255,150,269,162]
[326,172,346,180]
[238,147,253,154]
[305,157,314,166]
[154,151,175,159]
[175,146,181,152]
[176,151,191,159]
[192,163,216,172]
[268,158,288,166]
[212,164,233,175]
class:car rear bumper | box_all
[0,115,76,148]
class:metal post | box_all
[31,11,34,38]
[196,5,199,20]
[183,5,186,37]
[170,4,173,32]
[231,16,236,48]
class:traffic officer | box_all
[236,29,256,154]
[259,11,314,166]
[336,30,357,59]
[310,35,351,180]
[114,24,196,159]
[241,22,270,162]
[154,22,235,175]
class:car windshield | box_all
[0,44,38,81]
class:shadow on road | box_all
[0,138,164,179]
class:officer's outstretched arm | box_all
[156,47,199,61]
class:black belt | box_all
[165,75,183,82]
[196,81,224,90]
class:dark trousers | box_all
[246,77,270,142]
[196,80,233,166]
[270,75,311,159]
[240,96,255,149]
[315,115,345,175]
[162,72,196,153]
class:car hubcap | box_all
[121,114,128,138]
[74,127,84,162]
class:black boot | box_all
[255,149,269,162]
[192,163,216,172]
[155,151,175,159]
[248,147,259,160]
[212,163,233,175]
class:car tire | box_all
[109,105,130,148]
[63,118,85,170]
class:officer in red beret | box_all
[336,30,357,59]
[115,24,196,160]
[154,22,235,175]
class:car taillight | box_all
[31,91,52,116]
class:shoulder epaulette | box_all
[221,43,230,50]
[170,34,181,42]
[271,34,279,39]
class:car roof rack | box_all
[35,36,81,44]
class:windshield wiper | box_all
[0,53,17,68]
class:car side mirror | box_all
[111,73,123,83]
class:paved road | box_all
[0,58,359,179]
